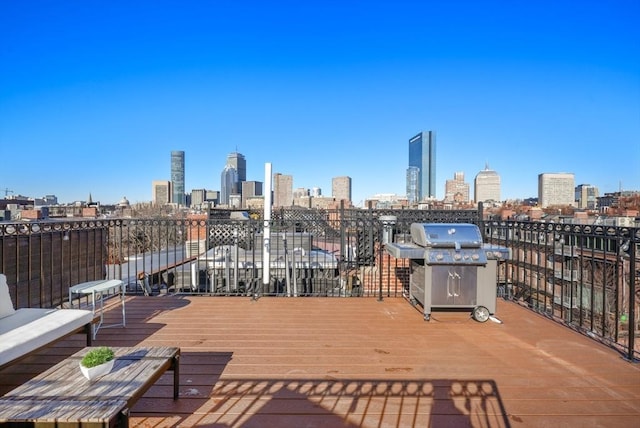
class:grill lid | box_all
[410,223,483,248]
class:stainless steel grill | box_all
[386,223,510,322]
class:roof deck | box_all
[1,296,638,427]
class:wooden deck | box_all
[1,296,639,427]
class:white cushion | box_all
[0,274,16,319]
[0,308,94,367]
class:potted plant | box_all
[79,346,115,380]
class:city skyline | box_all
[1,144,633,207]
[1,1,638,205]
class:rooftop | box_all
[2,296,638,427]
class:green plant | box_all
[80,347,115,368]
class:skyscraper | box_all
[220,164,239,206]
[332,176,352,203]
[170,151,185,206]
[538,173,575,208]
[219,152,246,207]
[474,164,501,203]
[226,152,246,182]
[407,131,436,203]
[220,151,246,206]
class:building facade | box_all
[407,131,436,203]
[206,190,220,206]
[332,176,352,203]
[474,164,501,203]
[170,151,185,206]
[190,188,207,207]
[539,173,575,208]
[293,188,309,199]
[241,181,263,209]
[152,180,171,206]
[575,184,599,210]
[406,167,420,204]
[444,172,470,203]
[273,173,293,207]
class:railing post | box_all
[378,243,384,302]
[340,200,345,270]
[478,201,484,239]
[626,234,636,362]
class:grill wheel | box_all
[472,306,490,322]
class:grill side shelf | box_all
[385,243,426,259]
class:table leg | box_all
[119,407,130,427]
[121,282,126,327]
[92,290,105,340]
[85,323,93,346]
[172,353,180,400]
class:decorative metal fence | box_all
[484,220,639,362]
[105,207,482,299]
[0,207,637,360]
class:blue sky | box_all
[1,0,638,206]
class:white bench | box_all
[0,274,95,371]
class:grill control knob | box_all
[472,254,479,260]
[436,253,444,261]
[453,254,462,261]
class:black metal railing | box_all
[102,207,482,298]
[0,207,637,360]
[484,220,639,362]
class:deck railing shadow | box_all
[134,377,511,427]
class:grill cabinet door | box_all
[431,265,477,307]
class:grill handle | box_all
[447,271,461,297]
[453,272,461,297]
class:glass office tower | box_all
[407,131,436,202]
[220,152,246,206]
[220,164,239,206]
[170,151,185,206]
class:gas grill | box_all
[386,223,509,322]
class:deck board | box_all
[1,296,639,427]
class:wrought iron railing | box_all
[484,220,639,362]
[0,207,637,360]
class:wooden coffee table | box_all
[0,346,180,427]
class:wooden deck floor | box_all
[1,296,639,427]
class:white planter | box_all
[79,359,114,381]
